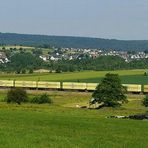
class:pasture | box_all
[0,90,147,147]
[0,69,148,84]
[0,45,52,54]
[0,45,34,50]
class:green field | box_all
[80,75,148,84]
[0,45,52,54]
[0,45,34,50]
[0,69,148,84]
[0,90,147,147]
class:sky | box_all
[0,0,148,40]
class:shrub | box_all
[31,93,53,104]
[21,69,26,74]
[144,72,148,76]
[6,88,28,105]
[143,95,148,107]
[29,69,33,74]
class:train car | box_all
[0,80,14,87]
[15,81,37,88]
[37,81,61,89]
[86,83,98,91]
[143,85,148,93]
[0,79,147,94]
[123,84,142,93]
[63,82,86,90]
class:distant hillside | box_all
[0,33,148,51]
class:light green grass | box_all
[0,90,147,147]
[0,45,34,50]
[0,45,52,54]
[0,69,148,84]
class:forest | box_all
[1,33,148,51]
[0,53,148,73]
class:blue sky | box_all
[0,0,148,40]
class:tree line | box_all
[0,52,147,73]
[50,56,148,72]
[1,33,148,51]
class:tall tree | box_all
[92,73,127,107]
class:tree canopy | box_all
[92,73,127,107]
[1,33,148,51]
[5,52,45,73]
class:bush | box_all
[6,88,28,105]
[144,72,148,76]
[143,95,148,107]
[21,69,26,74]
[29,69,33,73]
[31,93,53,104]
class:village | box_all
[0,46,148,64]
[46,48,148,62]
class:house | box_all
[0,52,9,63]
[39,55,49,61]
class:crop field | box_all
[0,45,34,50]
[0,90,147,148]
[80,75,148,84]
[0,69,148,84]
[0,45,52,54]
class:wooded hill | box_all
[0,33,148,51]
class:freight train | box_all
[0,80,147,93]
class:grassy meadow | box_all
[0,69,148,84]
[0,90,147,147]
[0,45,34,49]
[0,45,52,55]
[0,69,147,147]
